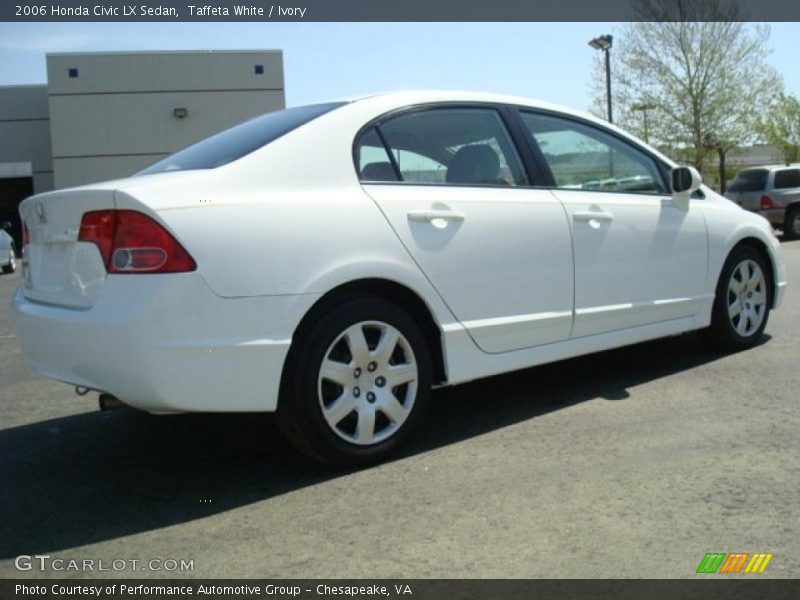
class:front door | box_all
[519,111,708,338]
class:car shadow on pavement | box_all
[0,332,765,558]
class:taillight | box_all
[22,221,30,246]
[78,210,196,274]
[78,211,116,264]
[760,195,773,210]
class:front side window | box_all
[139,102,346,175]
[355,107,527,187]
[521,112,667,194]
[774,168,800,190]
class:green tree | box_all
[757,91,800,164]
[590,0,782,190]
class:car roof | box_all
[349,89,594,120]
[738,164,800,172]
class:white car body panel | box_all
[700,191,787,312]
[14,273,309,412]
[18,188,114,307]
[553,189,710,338]
[364,184,574,353]
[11,90,787,413]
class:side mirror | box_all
[670,166,702,210]
[0,221,11,231]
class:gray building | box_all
[727,144,786,169]
[0,49,285,253]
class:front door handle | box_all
[407,210,466,223]
[573,211,614,223]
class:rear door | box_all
[518,110,708,338]
[357,106,574,353]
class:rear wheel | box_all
[704,245,771,351]
[278,297,431,465]
[1,248,15,274]
[783,206,800,240]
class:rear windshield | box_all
[138,102,346,175]
[727,169,768,192]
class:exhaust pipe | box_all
[98,393,129,411]
[74,387,130,411]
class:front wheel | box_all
[704,245,771,351]
[278,297,432,465]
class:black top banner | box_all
[2,0,800,22]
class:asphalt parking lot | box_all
[1,242,798,580]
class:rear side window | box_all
[138,102,346,175]
[355,107,528,187]
[356,128,399,182]
[774,169,800,189]
[728,169,769,192]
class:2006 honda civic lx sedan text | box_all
[12,91,787,464]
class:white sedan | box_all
[13,91,787,464]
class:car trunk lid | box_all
[20,188,116,309]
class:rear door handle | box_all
[573,211,614,223]
[407,210,466,223]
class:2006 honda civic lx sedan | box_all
[13,91,787,464]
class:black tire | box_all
[1,248,15,274]
[783,206,800,240]
[277,297,432,466]
[704,245,772,352]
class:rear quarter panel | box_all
[113,100,463,330]
[114,190,461,338]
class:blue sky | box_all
[0,22,798,112]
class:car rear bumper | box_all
[12,273,318,413]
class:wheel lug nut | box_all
[354,367,361,378]
[366,392,376,403]
[353,387,361,398]
[375,376,386,387]
[367,362,377,372]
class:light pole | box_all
[589,34,613,124]
[631,102,656,143]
